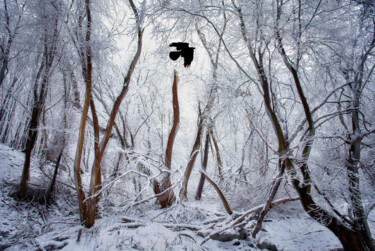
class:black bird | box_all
[169,42,195,68]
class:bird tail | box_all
[169,51,181,61]
[184,61,191,68]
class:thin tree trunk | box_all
[343,71,374,250]
[165,71,180,170]
[0,0,21,87]
[45,150,63,205]
[180,116,204,200]
[346,141,374,250]
[154,71,179,208]
[19,60,45,198]
[180,18,225,200]
[252,160,285,238]
[208,129,223,179]
[73,0,92,224]
[195,132,209,200]
[199,169,232,215]
[86,97,101,226]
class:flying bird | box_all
[169,42,195,68]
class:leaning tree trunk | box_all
[180,114,204,199]
[45,150,63,205]
[230,2,375,250]
[195,132,210,200]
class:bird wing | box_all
[169,51,181,61]
[169,42,189,51]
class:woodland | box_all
[0,0,374,250]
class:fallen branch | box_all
[199,168,232,215]
[120,218,201,231]
[200,197,298,245]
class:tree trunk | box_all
[208,129,223,179]
[180,116,204,200]
[195,132,209,200]
[293,177,371,251]
[45,150,63,205]
[84,0,144,227]
[73,0,92,224]
[199,169,232,215]
[154,71,179,208]
[252,160,285,238]
[19,19,58,198]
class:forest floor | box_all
[0,143,374,250]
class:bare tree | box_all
[72,0,144,227]
[19,4,60,198]
[154,70,179,208]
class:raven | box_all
[169,42,195,68]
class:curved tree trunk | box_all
[154,70,179,208]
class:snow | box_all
[0,143,373,250]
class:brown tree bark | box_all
[199,169,232,215]
[73,0,92,224]
[72,0,144,228]
[154,71,179,208]
[85,0,144,227]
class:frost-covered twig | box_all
[124,177,183,212]
[200,197,298,245]
[245,110,276,154]
[313,184,352,225]
[83,169,151,203]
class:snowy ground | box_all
[0,143,373,250]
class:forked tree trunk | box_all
[85,0,144,227]
[154,71,179,208]
[179,19,224,200]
